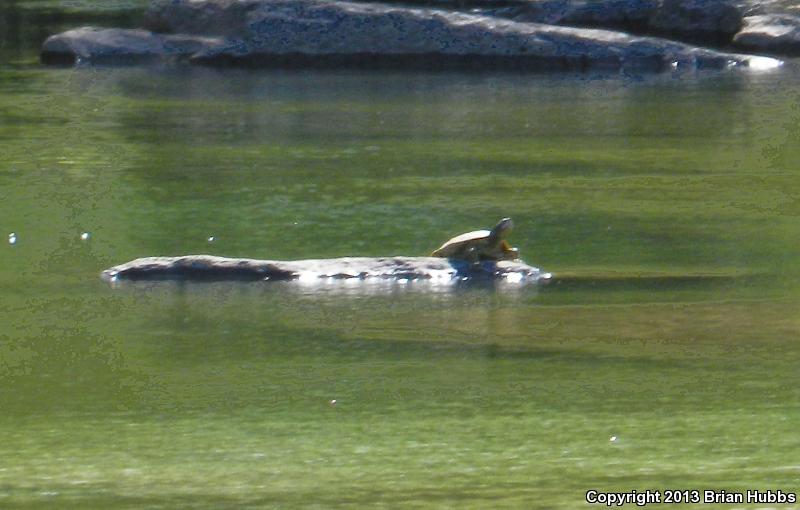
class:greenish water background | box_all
[2,1,800,508]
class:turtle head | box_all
[491,217,513,240]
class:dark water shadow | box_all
[114,279,683,370]
[544,273,760,293]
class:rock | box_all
[146,0,770,72]
[733,14,800,55]
[41,26,227,65]
[563,0,658,28]
[733,0,800,17]
[41,27,164,64]
[184,5,722,72]
[506,0,742,44]
[100,255,552,283]
[648,0,743,43]
[41,0,779,71]
[143,0,257,36]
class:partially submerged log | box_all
[101,255,552,284]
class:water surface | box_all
[2,3,800,508]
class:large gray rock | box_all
[733,14,800,55]
[41,0,779,71]
[101,255,552,283]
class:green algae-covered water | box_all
[3,2,800,509]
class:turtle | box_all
[431,217,520,263]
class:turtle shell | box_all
[431,230,492,259]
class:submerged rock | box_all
[40,0,779,72]
[101,255,551,283]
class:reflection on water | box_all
[105,275,545,299]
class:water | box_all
[2,3,800,508]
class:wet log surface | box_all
[101,255,552,284]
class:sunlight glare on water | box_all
[747,55,784,71]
